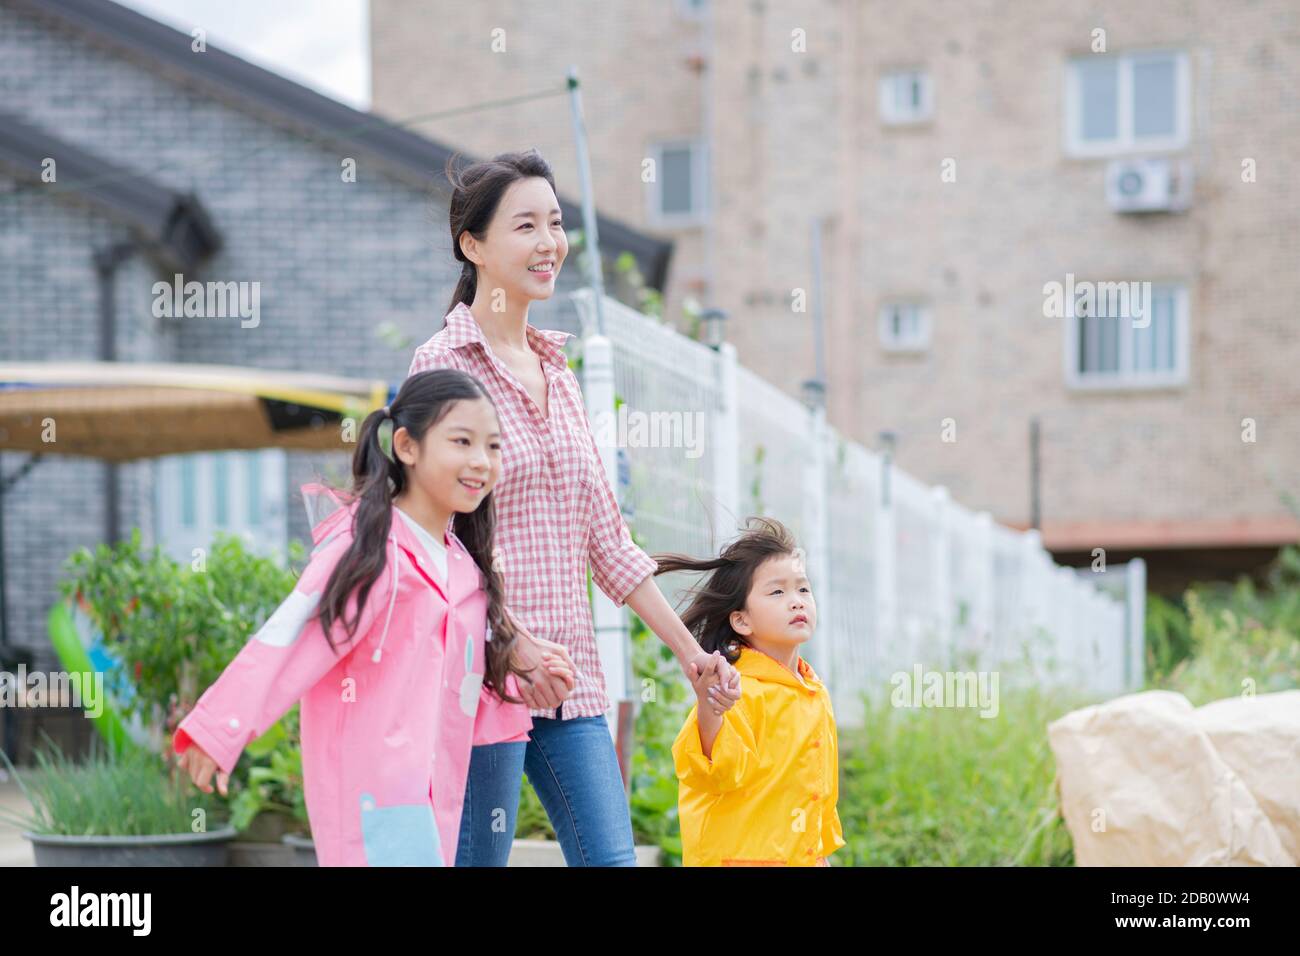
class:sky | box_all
[116,0,370,110]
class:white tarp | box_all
[1047,689,1300,866]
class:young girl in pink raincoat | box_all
[174,368,574,866]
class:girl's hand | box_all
[177,742,229,797]
[511,632,576,709]
[687,651,740,717]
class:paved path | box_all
[0,774,35,866]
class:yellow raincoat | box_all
[672,646,846,866]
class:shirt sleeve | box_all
[577,390,657,607]
[172,533,388,774]
[408,343,458,378]
[672,697,765,795]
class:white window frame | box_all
[879,301,931,352]
[1064,282,1189,390]
[879,69,934,126]
[1065,49,1191,157]
[154,449,289,564]
[646,139,708,228]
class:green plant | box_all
[0,736,224,838]
[835,679,1086,866]
[1145,542,1300,701]
[628,609,689,864]
[58,530,308,836]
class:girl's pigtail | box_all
[317,405,403,651]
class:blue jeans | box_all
[455,713,637,867]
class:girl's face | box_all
[729,553,817,649]
[395,397,502,515]
[464,176,568,305]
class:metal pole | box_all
[1029,417,1041,530]
[567,66,606,338]
[810,218,826,389]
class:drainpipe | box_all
[93,240,140,545]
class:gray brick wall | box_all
[0,1,585,665]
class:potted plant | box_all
[39,530,312,865]
[0,739,235,866]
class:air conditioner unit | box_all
[1106,158,1193,213]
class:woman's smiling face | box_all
[463,175,568,307]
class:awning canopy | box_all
[0,362,391,462]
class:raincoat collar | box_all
[735,645,824,692]
[441,301,572,370]
[299,483,479,609]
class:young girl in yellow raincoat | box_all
[655,517,845,866]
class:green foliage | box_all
[835,684,1085,866]
[1146,543,1300,703]
[0,737,224,837]
[57,530,308,835]
[628,610,690,865]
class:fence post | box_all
[972,511,994,669]
[581,332,629,746]
[930,485,952,667]
[712,342,739,548]
[874,451,897,681]
[1126,557,1147,691]
[802,402,830,682]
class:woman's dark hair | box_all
[652,517,801,665]
[316,367,527,701]
[442,148,558,316]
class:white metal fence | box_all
[566,289,1145,728]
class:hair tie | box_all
[381,405,391,419]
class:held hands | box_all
[511,630,577,710]
[687,650,742,717]
[177,742,229,797]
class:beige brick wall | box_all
[372,0,1300,547]
[370,0,710,326]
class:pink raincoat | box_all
[173,484,532,866]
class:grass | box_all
[835,679,1094,866]
[0,737,224,838]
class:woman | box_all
[409,149,743,866]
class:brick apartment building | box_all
[370,0,1300,592]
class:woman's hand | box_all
[177,742,229,797]
[686,650,742,716]
[511,631,576,710]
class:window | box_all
[879,69,933,125]
[1066,282,1188,388]
[647,140,707,227]
[879,302,931,351]
[1066,50,1189,155]
[155,450,288,563]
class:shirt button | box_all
[453,552,462,560]
[228,717,240,729]
[811,739,820,748]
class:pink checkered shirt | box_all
[407,302,657,720]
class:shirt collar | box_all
[735,645,824,691]
[442,301,573,370]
